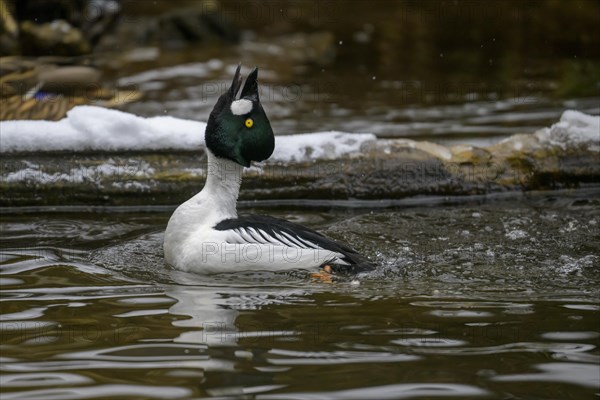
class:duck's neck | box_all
[197,149,243,219]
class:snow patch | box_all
[554,255,597,275]
[2,159,155,186]
[272,131,376,162]
[535,110,600,150]
[0,106,205,152]
[0,106,375,162]
[2,106,595,162]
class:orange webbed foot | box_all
[310,265,334,283]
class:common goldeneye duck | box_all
[164,65,373,279]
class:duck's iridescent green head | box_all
[205,65,275,167]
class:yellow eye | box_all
[245,118,253,128]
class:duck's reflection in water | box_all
[165,271,308,346]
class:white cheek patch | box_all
[230,99,253,115]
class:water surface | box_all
[112,1,600,147]
[2,192,599,399]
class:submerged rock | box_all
[0,108,598,206]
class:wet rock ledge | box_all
[0,108,598,207]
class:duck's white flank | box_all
[163,150,344,273]
[230,99,253,115]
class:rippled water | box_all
[1,191,599,399]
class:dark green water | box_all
[1,192,599,399]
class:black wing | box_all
[214,214,374,274]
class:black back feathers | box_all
[214,214,375,274]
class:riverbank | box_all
[1,107,597,207]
